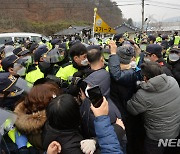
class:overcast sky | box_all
[113,0,180,23]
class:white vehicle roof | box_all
[0,32,42,37]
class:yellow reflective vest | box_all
[25,66,44,83]
[56,64,78,81]
[174,36,180,46]
[156,37,162,43]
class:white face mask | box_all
[130,61,137,68]
[169,53,179,62]
[81,58,88,66]
[16,66,26,76]
[140,44,147,51]
[144,57,151,62]
[13,63,26,76]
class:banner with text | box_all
[94,13,116,34]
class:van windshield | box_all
[0,37,12,45]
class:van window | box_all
[14,37,30,43]
[0,37,12,44]
[31,36,41,43]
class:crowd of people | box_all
[0,30,180,154]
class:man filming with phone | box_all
[79,45,126,153]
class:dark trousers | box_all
[144,137,164,154]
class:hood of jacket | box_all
[140,74,175,92]
[83,69,110,97]
[14,102,46,134]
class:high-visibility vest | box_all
[156,37,162,43]
[56,64,78,81]
[46,42,52,50]
[25,66,44,83]
[4,119,32,148]
[174,36,180,46]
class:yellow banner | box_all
[94,13,116,34]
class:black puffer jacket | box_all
[43,122,84,154]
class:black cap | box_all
[162,35,168,40]
[13,47,30,56]
[29,43,39,52]
[113,34,124,42]
[146,44,162,57]
[1,54,26,71]
[1,55,19,71]
[148,35,156,42]
[0,72,17,92]
[34,45,48,62]
[51,39,61,46]
[13,47,23,56]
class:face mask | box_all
[22,56,32,64]
[144,57,151,62]
[38,61,51,73]
[169,53,179,62]
[55,45,59,49]
[81,58,88,66]
[13,63,26,76]
[130,61,137,69]
[16,66,26,76]
[140,44,147,51]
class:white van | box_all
[0,32,49,47]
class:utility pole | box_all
[142,0,144,32]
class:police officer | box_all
[1,54,27,77]
[25,46,49,83]
[173,31,180,47]
[56,43,89,82]
[0,72,24,110]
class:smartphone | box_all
[87,85,103,108]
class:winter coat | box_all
[108,54,140,119]
[42,122,84,154]
[14,102,46,149]
[156,57,173,77]
[108,54,145,154]
[94,115,123,154]
[127,74,180,140]
[169,59,180,86]
[81,68,122,138]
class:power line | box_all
[146,4,180,10]
[145,0,180,7]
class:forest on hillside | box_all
[0,0,131,35]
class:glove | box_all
[80,139,96,154]
[15,131,28,149]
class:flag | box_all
[94,13,116,34]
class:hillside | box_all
[0,0,123,35]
